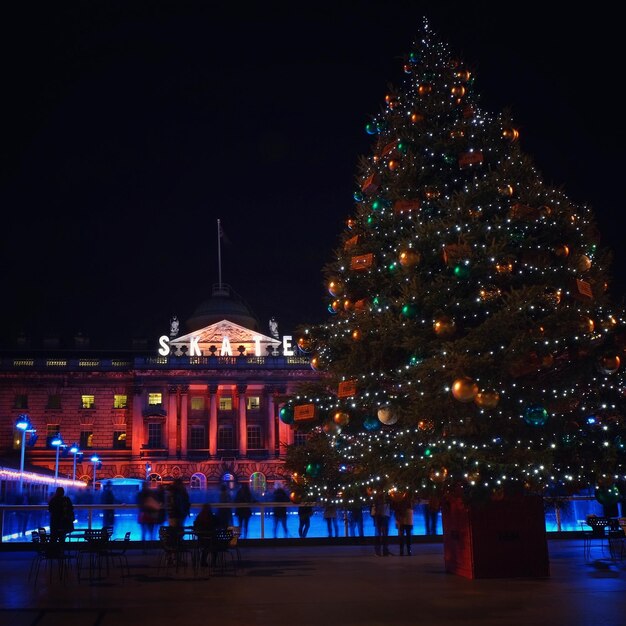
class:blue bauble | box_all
[363,415,381,431]
[279,406,294,425]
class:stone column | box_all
[179,385,189,459]
[237,384,248,457]
[278,402,290,457]
[167,386,178,457]
[265,387,276,457]
[131,386,143,457]
[209,384,218,457]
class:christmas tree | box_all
[284,19,626,512]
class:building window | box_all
[80,430,93,449]
[247,424,263,449]
[113,431,127,449]
[219,396,232,411]
[247,396,261,411]
[217,425,234,450]
[190,473,206,490]
[147,423,163,448]
[148,392,162,406]
[14,394,28,409]
[113,394,128,409]
[294,431,310,447]
[189,425,206,449]
[46,424,60,449]
[47,394,62,410]
[81,394,95,409]
[190,397,205,412]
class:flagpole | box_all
[217,218,222,289]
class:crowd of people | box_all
[45,478,441,554]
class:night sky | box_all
[1,2,622,349]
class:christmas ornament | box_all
[250,472,267,497]
[351,328,362,341]
[502,128,520,142]
[343,299,353,312]
[333,411,350,426]
[346,218,356,229]
[328,279,344,297]
[330,300,342,313]
[434,316,456,337]
[393,199,421,214]
[443,243,471,266]
[322,421,340,435]
[450,129,465,139]
[474,390,500,409]
[350,253,374,271]
[290,491,302,504]
[553,244,570,258]
[495,259,514,274]
[365,122,378,135]
[579,317,595,334]
[455,69,471,81]
[297,337,312,353]
[452,377,479,402]
[424,187,440,200]
[429,466,448,483]
[399,249,421,267]
[524,405,549,426]
[279,406,294,425]
[377,406,398,425]
[410,112,425,124]
[576,254,592,272]
[353,191,364,203]
[310,355,324,371]
[453,264,470,279]
[451,85,466,97]
[388,159,399,171]
[361,172,381,195]
[344,235,359,250]
[305,462,321,478]
[498,184,514,197]
[599,355,621,375]
[363,415,381,431]
[338,380,358,397]
[418,83,432,95]
[401,303,417,318]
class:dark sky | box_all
[0,2,622,348]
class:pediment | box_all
[170,319,280,356]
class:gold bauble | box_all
[576,254,592,272]
[328,279,344,297]
[429,467,448,483]
[579,317,595,334]
[600,355,621,375]
[377,406,398,425]
[351,328,362,341]
[451,85,466,97]
[418,83,432,95]
[399,249,421,267]
[388,159,399,171]
[498,184,514,197]
[297,336,312,352]
[474,390,500,409]
[452,377,479,402]
[553,244,570,258]
[290,491,302,504]
[410,112,425,124]
[333,411,350,426]
[502,128,520,142]
[434,316,456,337]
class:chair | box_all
[211,528,237,575]
[608,518,626,561]
[157,526,196,576]
[583,516,610,560]
[108,531,131,577]
[77,528,112,581]
[29,530,74,584]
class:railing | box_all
[0,496,613,544]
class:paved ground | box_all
[1,538,626,626]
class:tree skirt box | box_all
[441,494,550,579]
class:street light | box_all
[69,443,82,481]
[51,433,64,485]
[90,454,100,490]
[15,414,36,494]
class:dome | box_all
[186,284,260,332]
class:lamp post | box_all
[51,433,64,485]
[69,443,81,481]
[91,454,100,490]
[16,414,35,494]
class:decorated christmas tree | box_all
[284,20,626,515]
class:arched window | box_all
[190,473,206,490]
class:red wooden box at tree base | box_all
[441,494,550,579]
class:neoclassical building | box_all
[0,284,318,494]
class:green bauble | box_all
[453,264,470,279]
[401,303,417,318]
[365,122,377,135]
[305,462,321,478]
[524,405,549,426]
[279,406,294,425]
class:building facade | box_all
[0,285,318,495]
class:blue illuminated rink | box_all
[2,539,626,626]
